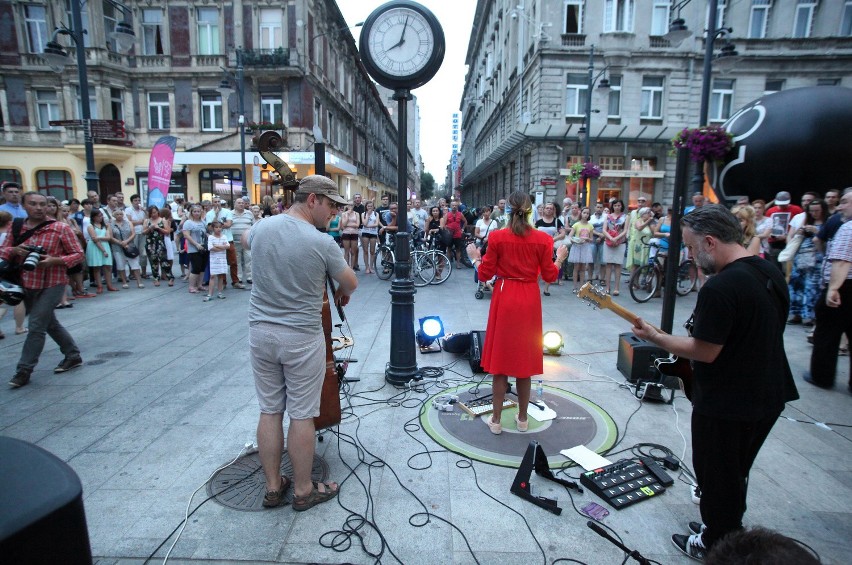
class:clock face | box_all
[368,8,434,76]
[360,1,445,90]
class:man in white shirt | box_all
[788,191,819,233]
[407,199,428,233]
[125,194,149,278]
[206,197,241,288]
[230,197,254,285]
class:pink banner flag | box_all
[147,136,177,209]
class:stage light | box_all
[543,331,563,355]
[416,316,445,353]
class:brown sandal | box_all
[292,480,338,512]
[262,475,291,508]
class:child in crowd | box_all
[567,207,594,293]
[204,220,229,302]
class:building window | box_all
[650,0,670,36]
[842,2,852,36]
[25,5,48,53]
[764,79,784,95]
[36,90,60,130]
[142,8,164,55]
[565,73,588,117]
[749,0,772,39]
[599,156,624,170]
[148,92,170,130]
[110,88,124,121]
[604,0,634,33]
[328,111,336,146]
[793,1,816,38]
[564,0,583,34]
[817,78,840,86]
[259,8,283,49]
[710,79,734,122]
[260,95,283,124]
[201,94,222,131]
[607,76,622,118]
[103,0,119,52]
[640,76,664,119]
[314,99,323,137]
[36,170,73,201]
[197,8,220,55]
[64,1,91,47]
[75,86,97,120]
[0,169,23,187]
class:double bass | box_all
[255,130,351,430]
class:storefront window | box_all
[36,170,73,201]
[199,168,242,206]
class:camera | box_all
[21,245,47,271]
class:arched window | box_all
[36,170,73,201]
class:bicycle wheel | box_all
[374,246,394,280]
[412,252,435,287]
[676,260,698,296]
[429,251,452,284]
[629,264,660,303]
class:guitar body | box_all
[314,288,342,431]
[654,355,693,401]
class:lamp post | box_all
[218,49,247,200]
[577,45,609,207]
[41,0,135,196]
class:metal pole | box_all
[583,45,594,206]
[691,0,718,195]
[386,88,418,386]
[71,0,98,195]
[660,147,690,333]
[237,49,247,199]
[315,141,325,176]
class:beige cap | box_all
[295,175,348,205]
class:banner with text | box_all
[147,136,177,209]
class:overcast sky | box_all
[336,1,476,182]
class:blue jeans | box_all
[17,285,80,374]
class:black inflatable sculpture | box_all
[707,86,852,203]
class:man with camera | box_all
[1,192,84,388]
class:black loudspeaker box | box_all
[469,330,486,373]
[442,332,471,354]
[616,332,669,383]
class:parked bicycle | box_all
[629,237,697,303]
[373,229,451,286]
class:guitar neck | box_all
[604,300,662,333]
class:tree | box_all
[420,171,435,201]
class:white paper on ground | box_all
[560,445,612,471]
[527,401,557,422]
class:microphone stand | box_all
[586,520,652,565]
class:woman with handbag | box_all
[786,199,827,326]
[86,209,118,294]
[110,209,143,289]
[602,200,628,295]
[143,206,172,287]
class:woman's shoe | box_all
[121,283,129,289]
[137,283,145,289]
[217,293,226,300]
[613,290,620,296]
[188,288,198,294]
[515,414,529,432]
[153,280,161,287]
[485,416,502,435]
[168,279,174,287]
[203,296,213,302]
[107,286,119,292]
[95,287,103,294]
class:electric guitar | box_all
[577,282,693,400]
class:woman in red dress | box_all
[466,191,569,434]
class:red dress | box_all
[477,227,559,378]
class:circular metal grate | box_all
[206,450,329,511]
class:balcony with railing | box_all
[561,34,587,47]
[242,48,291,67]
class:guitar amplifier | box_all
[616,332,669,384]
[469,330,486,373]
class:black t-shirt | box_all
[353,203,365,227]
[816,211,844,244]
[690,256,799,421]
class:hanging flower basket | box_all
[580,162,602,180]
[671,125,734,163]
[565,163,584,183]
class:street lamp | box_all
[580,45,610,206]
[41,1,135,196]
[217,49,247,200]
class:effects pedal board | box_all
[579,457,673,510]
[458,398,517,417]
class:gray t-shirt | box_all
[182,219,207,253]
[248,213,348,331]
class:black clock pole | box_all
[386,88,418,386]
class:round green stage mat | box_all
[420,384,617,468]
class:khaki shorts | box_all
[249,322,325,419]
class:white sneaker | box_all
[672,533,706,561]
[692,485,702,504]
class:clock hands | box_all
[388,16,409,51]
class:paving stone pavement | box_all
[1,266,849,564]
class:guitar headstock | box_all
[577,282,612,311]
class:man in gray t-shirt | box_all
[244,175,356,510]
